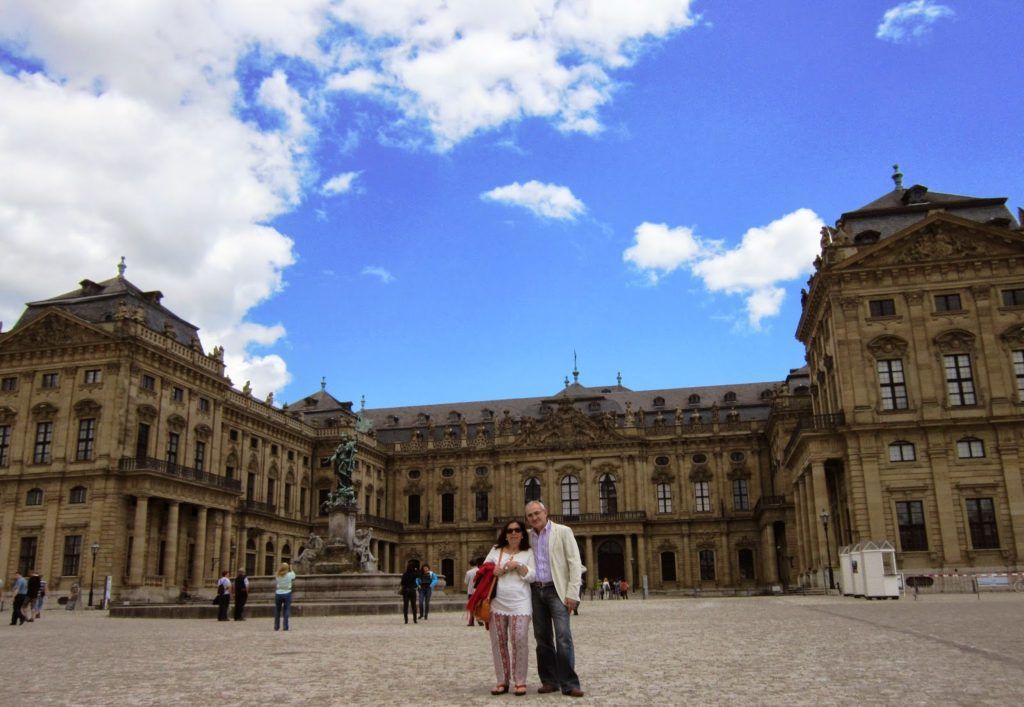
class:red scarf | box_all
[465,561,496,622]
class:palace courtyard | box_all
[2,593,1022,705]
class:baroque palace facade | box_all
[2,173,1023,602]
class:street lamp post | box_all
[819,510,835,591]
[88,542,100,607]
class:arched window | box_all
[245,539,257,576]
[264,541,276,575]
[688,394,701,405]
[656,483,672,513]
[737,548,756,580]
[441,558,455,589]
[699,549,716,581]
[26,488,43,506]
[524,477,541,505]
[281,543,292,565]
[69,486,87,504]
[889,441,916,462]
[561,475,580,516]
[660,551,677,582]
[957,437,985,459]
[599,474,617,515]
[653,396,665,408]
[724,391,737,403]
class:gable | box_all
[831,213,1024,273]
[0,308,116,353]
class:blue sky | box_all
[1,1,1022,408]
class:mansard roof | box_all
[837,183,1015,241]
[15,271,201,346]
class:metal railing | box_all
[240,499,277,515]
[496,510,647,525]
[357,513,404,533]
[119,456,242,492]
[753,495,787,514]
[782,411,845,459]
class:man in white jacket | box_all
[525,500,584,697]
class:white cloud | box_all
[624,208,824,328]
[361,266,395,284]
[327,1,698,148]
[622,222,709,283]
[877,1,954,43]
[482,180,585,220]
[322,171,361,195]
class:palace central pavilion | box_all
[2,173,1023,602]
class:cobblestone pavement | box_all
[2,593,1023,706]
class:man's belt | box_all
[531,581,554,589]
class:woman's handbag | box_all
[473,574,497,622]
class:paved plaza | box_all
[2,593,1023,705]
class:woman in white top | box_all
[274,562,296,631]
[483,520,536,696]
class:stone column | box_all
[926,434,962,565]
[164,501,180,586]
[129,495,149,585]
[193,507,207,585]
[220,511,233,576]
[811,461,831,586]
[584,535,594,585]
[624,533,634,585]
[636,533,647,589]
[763,522,779,584]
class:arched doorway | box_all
[597,539,625,582]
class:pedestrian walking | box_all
[9,572,27,625]
[400,560,419,624]
[417,564,437,620]
[465,557,480,626]
[25,570,41,622]
[216,570,231,621]
[233,569,249,621]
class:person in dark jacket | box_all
[233,569,249,621]
[216,570,231,621]
[400,560,420,624]
[25,571,41,622]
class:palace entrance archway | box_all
[597,539,625,582]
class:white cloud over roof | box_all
[482,180,586,220]
[877,1,954,43]
[624,208,824,329]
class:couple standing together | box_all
[478,500,584,698]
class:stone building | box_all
[1,173,1022,602]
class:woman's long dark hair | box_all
[495,520,530,550]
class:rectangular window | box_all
[944,354,976,406]
[441,493,455,523]
[171,386,184,402]
[957,438,985,459]
[694,481,711,512]
[657,483,673,514]
[141,374,155,391]
[247,473,257,501]
[271,444,279,456]
[76,418,96,461]
[475,491,489,521]
[300,487,308,516]
[229,429,238,442]
[284,483,292,513]
[194,440,205,471]
[267,478,276,507]
[0,376,17,392]
[877,359,908,410]
[934,293,962,312]
[83,369,102,384]
[287,450,294,461]
[0,425,10,467]
[166,432,179,465]
[408,494,421,524]
[62,535,83,576]
[868,299,896,317]
[250,437,259,449]
[318,488,329,516]
[1002,288,1024,307]
[41,372,59,388]
[198,397,210,412]
[19,536,38,574]
[895,501,928,551]
[1013,351,1024,401]
[33,421,53,464]
[732,478,749,511]
[965,498,999,549]
[225,465,234,480]
[135,422,150,459]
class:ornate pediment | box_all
[0,310,112,352]
[866,335,909,359]
[1000,324,1024,348]
[0,405,17,424]
[510,397,625,450]
[73,398,102,417]
[934,329,976,354]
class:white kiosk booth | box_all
[839,540,900,599]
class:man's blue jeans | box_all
[274,592,292,630]
[531,584,579,692]
[418,587,432,618]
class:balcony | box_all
[119,456,241,492]
[357,513,404,533]
[753,495,787,515]
[496,510,647,526]
[240,500,277,515]
[782,411,845,459]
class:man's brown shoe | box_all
[537,685,559,694]
[563,689,585,698]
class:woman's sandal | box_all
[514,685,528,697]
[491,684,509,696]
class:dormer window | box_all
[388,415,399,426]
[688,394,700,405]
[854,230,880,245]
[653,397,665,408]
[447,411,461,424]
[723,391,737,403]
